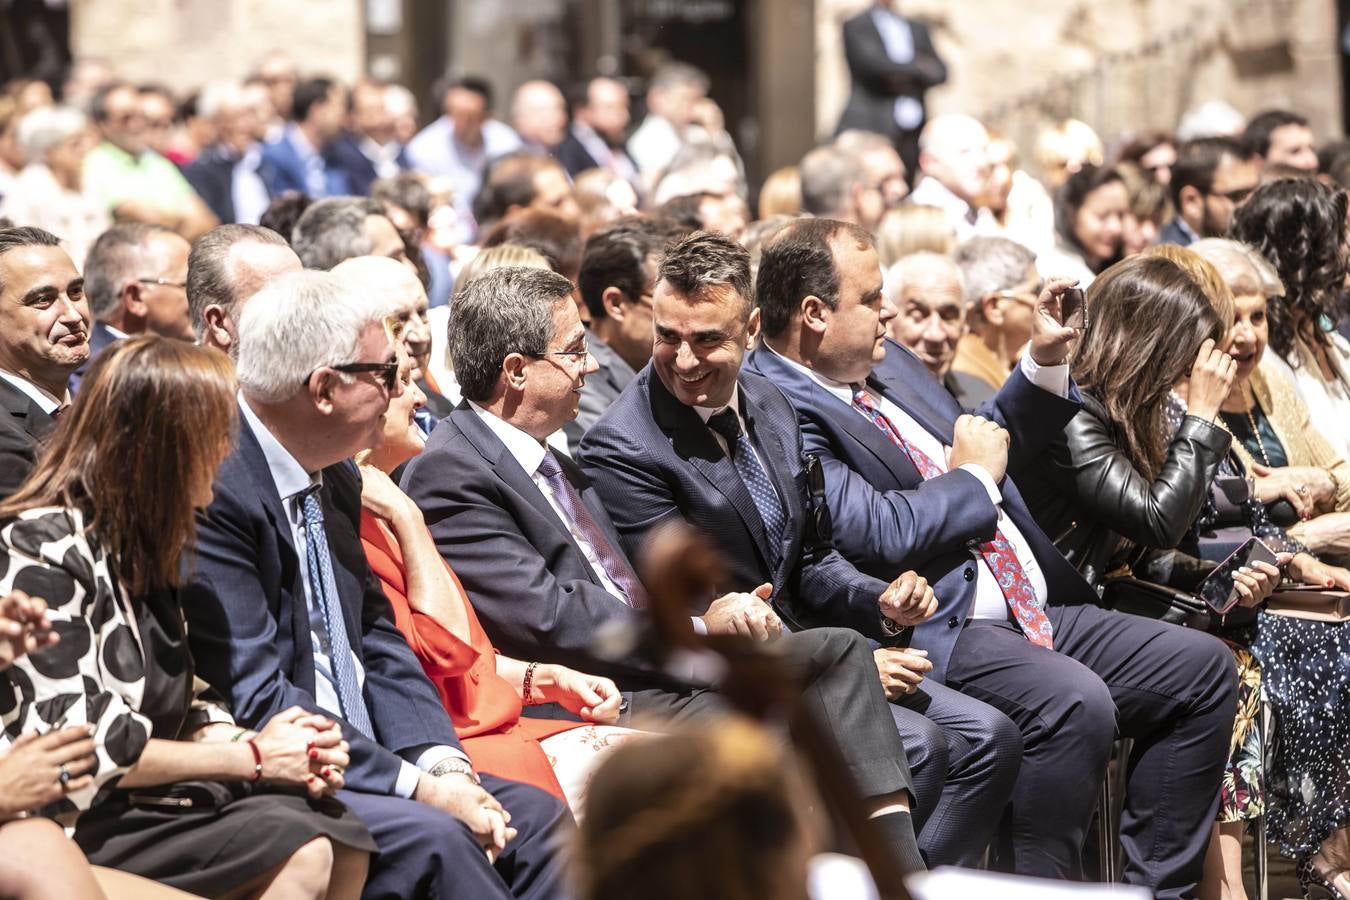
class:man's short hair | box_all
[187,224,290,334]
[953,236,1038,307]
[371,172,434,228]
[797,144,858,218]
[236,269,396,403]
[84,223,175,321]
[657,230,753,319]
[473,153,562,230]
[88,82,130,123]
[1169,136,1253,208]
[755,218,872,338]
[291,77,336,124]
[432,74,493,113]
[578,216,689,321]
[0,226,61,295]
[481,210,584,280]
[655,193,718,232]
[1243,109,1309,158]
[291,196,387,270]
[649,62,709,96]
[448,266,576,402]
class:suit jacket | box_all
[183,143,237,223]
[1157,216,1196,247]
[834,10,946,140]
[325,132,409,198]
[400,404,683,691]
[259,131,349,199]
[553,127,637,182]
[0,376,56,500]
[576,365,895,640]
[745,340,1095,683]
[563,331,636,454]
[67,321,119,397]
[179,408,463,794]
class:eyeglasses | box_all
[995,288,1040,307]
[524,344,590,365]
[137,277,187,290]
[302,361,400,392]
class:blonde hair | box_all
[453,243,551,301]
[875,204,956,268]
[1035,118,1104,188]
[1142,243,1236,332]
[758,166,802,219]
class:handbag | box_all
[1265,587,1350,622]
[1100,575,1215,631]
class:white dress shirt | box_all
[239,397,465,796]
[0,369,64,414]
[692,385,782,504]
[869,7,925,129]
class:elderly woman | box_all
[0,106,109,267]
[950,235,1041,392]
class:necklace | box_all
[1244,400,1273,467]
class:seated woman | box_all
[1035,164,1127,287]
[357,338,640,813]
[0,336,376,899]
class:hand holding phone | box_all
[1027,277,1083,367]
[1197,537,1280,614]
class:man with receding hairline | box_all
[187,223,301,356]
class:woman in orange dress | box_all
[357,344,639,811]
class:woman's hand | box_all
[1187,339,1238,421]
[358,464,420,528]
[1232,560,1283,608]
[1289,553,1350,590]
[0,590,58,671]
[0,726,96,818]
[1250,463,1334,520]
[534,665,624,725]
[253,707,350,797]
[1287,512,1350,560]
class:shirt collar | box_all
[468,400,550,475]
[691,383,742,424]
[286,123,319,160]
[0,369,64,414]
[762,341,858,406]
[238,392,320,502]
[1175,216,1201,244]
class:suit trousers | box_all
[944,603,1237,900]
[888,679,1022,867]
[338,775,570,900]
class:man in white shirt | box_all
[908,114,998,242]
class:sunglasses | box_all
[303,361,400,392]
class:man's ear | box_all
[745,305,762,349]
[203,305,234,350]
[310,369,339,415]
[502,352,530,391]
[601,286,627,322]
[1178,184,1203,222]
[982,294,1005,327]
[801,295,829,334]
[121,281,146,318]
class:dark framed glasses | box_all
[303,361,400,391]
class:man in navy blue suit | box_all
[576,232,1023,868]
[744,217,1238,899]
[181,269,567,899]
[260,77,351,200]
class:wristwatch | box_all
[880,614,905,637]
[428,757,480,784]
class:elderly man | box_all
[184,80,273,226]
[799,142,888,233]
[181,269,569,900]
[510,81,568,158]
[884,251,993,410]
[745,216,1240,898]
[908,114,995,241]
[291,196,413,272]
[0,226,88,499]
[83,82,217,239]
[951,236,1041,392]
[69,223,191,394]
[1157,137,1261,247]
[555,77,637,184]
[187,223,301,356]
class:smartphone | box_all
[1197,537,1279,614]
[1060,288,1086,330]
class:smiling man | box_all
[0,226,89,499]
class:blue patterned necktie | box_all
[707,408,787,560]
[298,486,376,737]
[536,451,648,608]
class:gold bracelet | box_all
[522,661,540,705]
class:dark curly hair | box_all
[1230,178,1349,360]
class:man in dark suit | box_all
[554,78,639,186]
[182,269,568,900]
[260,77,350,200]
[576,232,1023,868]
[0,226,88,500]
[1158,136,1260,248]
[834,1,947,181]
[401,264,935,871]
[744,217,1239,899]
[325,79,409,198]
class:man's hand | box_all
[873,648,932,700]
[880,571,938,627]
[1028,277,1082,366]
[415,772,517,861]
[947,415,1010,484]
[699,583,781,641]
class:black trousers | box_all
[945,603,1237,900]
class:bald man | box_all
[885,252,994,411]
[909,114,996,241]
[188,224,302,357]
[510,80,568,156]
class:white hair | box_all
[918,114,989,157]
[16,105,87,164]
[236,269,398,403]
[884,251,965,302]
[1176,101,1247,143]
[197,80,245,122]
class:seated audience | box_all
[327,78,408,198]
[1,105,108,267]
[951,236,1041,392]
[1243,109,1318,174]
[187,222,302,357]
[183,80,272,226]
[575,233,1023,869]
[474,154,578,235]
[1231,179,1350,461]
[744,217,1239,898]
[909,114,995,241]
[259,77,349,199]
[874,204,956,268]
[1037,164,1126,285]
[883,251,995,410]
[0,335,375,897]
[1158,137,1260,247]
[290,195,413,272]
[0,227,88,500]
[180,269,571,899]
[555,77,638,185]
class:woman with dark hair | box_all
[1037,164,1129,286]
[1231,178,1350,461]
[0,336,376,899]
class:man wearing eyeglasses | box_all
[70,223,192,395]
[1159,136,1260,248]
[951,236,1043,394]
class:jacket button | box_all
[963,567,975,582]
[947,616,960,628]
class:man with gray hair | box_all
[799,143,883,232]
[290,195,413,272]
[951,236,1041,392]
[628,62,710,177]
[187,223,300,356]
[908,114,996,241]
[71,222,191,393]
[183,268,570,900]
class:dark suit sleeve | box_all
[973,365,1083,474]
[843,15,947,97]
[0,427,36,501]
[183,486,412,795]
[575,421,688,562]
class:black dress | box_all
[0,507,375,897]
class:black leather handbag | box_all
[1100,575,1216,631]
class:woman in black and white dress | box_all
[0,336,376,899]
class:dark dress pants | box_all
[338,775,570,900]
[889,678,1022,867]
[944,602,1237,900]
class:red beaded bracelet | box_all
[246,739,263,782]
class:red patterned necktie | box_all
[852,387,1053,648]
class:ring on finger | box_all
[1297,484,1309,496]
[57,764,71,788]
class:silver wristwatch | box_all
[429,757,480,784]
